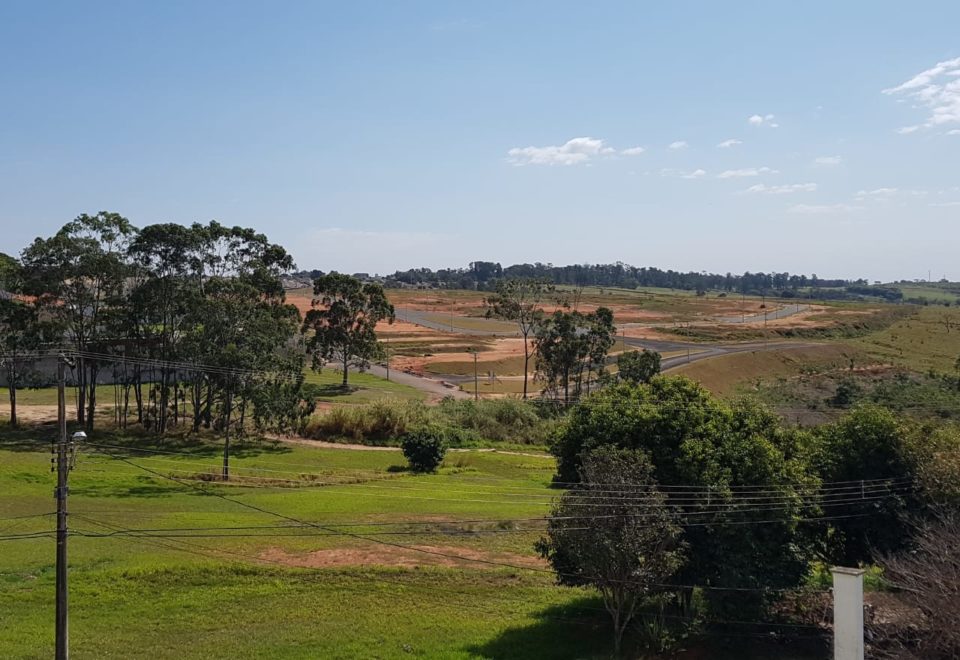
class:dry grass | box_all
[853,306,960,373]
[671,344,868,395]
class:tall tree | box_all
[618,349,662,384]
[534,307,616,404]
[551,378,817,616]
[0,254,47,427]
[20,212,137,430]
[303,273,395,387]
[537,447,685,656]
[485,278,553,399]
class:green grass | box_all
[0,384,119,407]
[853,306,960,373]
[0,370,424,418]
[0,431,621,659]
[302,368,425,403]
[892,283,960,304]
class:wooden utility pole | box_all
[54,355,70,660]
[467,348,479,401]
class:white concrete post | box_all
[831,566,866,660]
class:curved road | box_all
[391,308,819,394]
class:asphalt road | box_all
[390,306,819,396]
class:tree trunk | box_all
[86,364,99,432]
[522,334,530,400]
[612,607,623,657]
[76,358,86,425]
[134,367,143,424]
[222,392,232,481]
[7,373,17,428]
[342,354,349,387]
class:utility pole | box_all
[467,348,479,400]
[54,355,82,660]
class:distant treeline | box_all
[294,262,908,301]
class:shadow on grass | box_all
[467,597,615,660]
[72,475,189,499]
[0,422,60,451]
[304,383,360,401]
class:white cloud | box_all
[717,167,779,179]
[621,146,646,156]
[929,201,960,207]
[854,188,927,201]
[814,155,842,166]
[748,113,779,128]
[884,57,960,132]
[716,139,742,148]
[507,137,615,166]
[744,183,817,194]
[896,125,921,135]
[668,140,688,150]
[788,203,863,214]
[948,129,960,135]
[660,167,706,179]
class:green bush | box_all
[401,427,448,473]
[302,397,557,446]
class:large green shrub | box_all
[302,397,556,446]
[401,427,448,473]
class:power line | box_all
[87,447,891,594]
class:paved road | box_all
[366,363,472,400]
[391,306,818,396]
[397,303,811,337]
[394,308,520,337]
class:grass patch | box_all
[852,305,960,373]
[303,398,559,447]
[672,344,866,396]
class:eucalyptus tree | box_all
[0,253,49,427]
[618,349,662,384]
[534,307,615,404]
[302,273,395,387]
[20,212,137,429]
[485,278,553,399]
[127,223,207,431]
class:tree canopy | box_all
[302,273,395,387]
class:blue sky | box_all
[1,1,958,281]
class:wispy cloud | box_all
[929,201,960,208]
[507,137,615,166]
[948,129,960,135]
[855,187,899,198]
[668,140,688,150]
[716,139,742,148]
[748,113,779,128]
[717,167,778,179]
[814,155,842,166]
[660,167,706,179]
[744,183,816,194]
[884,57,960,133]
[621,146,646,156]
[788,203,863,214]
[854,188,927,201]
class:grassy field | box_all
[1,429,632,659]
[852,305,960,373]
[0,370,424,418]
[892,283,960,304]
[303,368,425,403]
[671,344,866,396]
